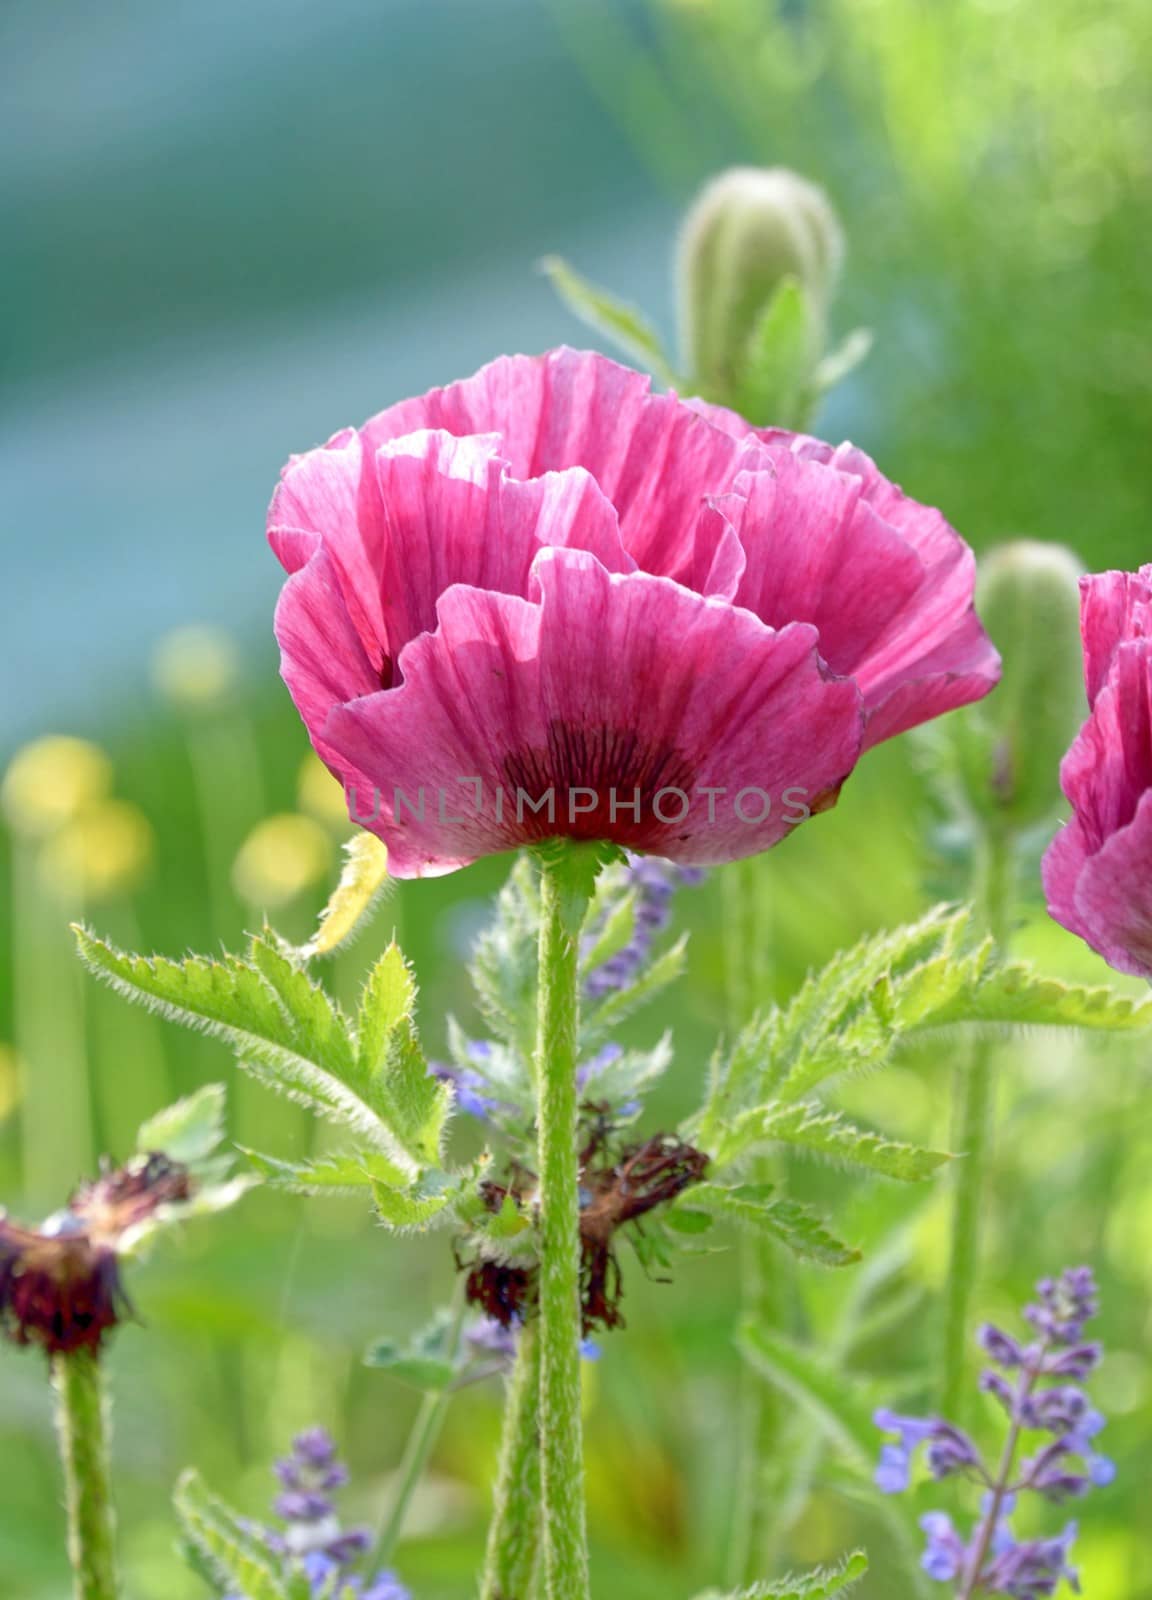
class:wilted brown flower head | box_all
[461,1111,709,1333]
[0,1152,192,1356]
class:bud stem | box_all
[480,1323,543,1600]
[943,822,1014,1419]
[534,845,595,1600]
[52,1350,120,1600]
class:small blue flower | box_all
[920,1513,965,1582]
[873,1408,937,1493]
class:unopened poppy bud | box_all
[958,541,1085,827]
[677,166,844,412]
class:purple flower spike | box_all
[875,1266,1111,1595]
[225,1430,412,1600]
[292,1427,338,1468]
[979,1324,1027,1368]
[920,1513,966,1582]
[984,1523,1080,1599]
[361,1575,413,1600]
[926,1423,982,1481]
[274,1489,333,1524]
[584,855,704,998]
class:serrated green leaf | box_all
[684,1183,859,1267]
[470,856,541,1059]
[736,1321,881,1465]
[485,1192,533,1240]
[383,1018,452,1167]
[923,961,1152,1031]
[702,907,969,1125]
[368,1161,481,1233]
[137,1084,226,1165]
[718,1101,949,1182]
[356,943,417,1074]
[353,934,451,1164]
[693,1550,869,1599]
[240,1148,407,1195]
[541,255,677,385]
[866,939,994,1034]
[663,1206,714,1236]
[72,927,402,1158]
[580,887,638,977]
[248,934,357,1076]
[582,1034,674,1106]
[173,1470,306,1600]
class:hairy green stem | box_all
[52,1351,119,1600]
[372,1287,467,1569]
[722,857,779,1587]
[480,1325,543,1600]
[942,824,1013,1418]
[534,848,593,1600]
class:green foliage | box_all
[469,855,542,1066]
[239,1148,408,1195]
[74,926,465,1232]
[693,1550,868,1599]
[921,961,1152,1032]
[698,903,1152,1146]
[540,255,678,386]
[686,904,1151,1282]
[736,1322,883,1467]
[714,1102,949,1181]
[458,852,683,1126]
[365,1307,461,1393]
[680,1183,859,1268]
[736,278,820,430]
[174,1471,310,1600]
[355,945,453,1169]
[582,934,689,1047]
[118,1084,255,1254]
[137,1082,227,1167]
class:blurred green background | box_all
[2,1,1150,1595]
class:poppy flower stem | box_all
[942,821,1014,1420]
[533,843,598,1600]
[480,1323,542,1600]
[52,1349,120,1600]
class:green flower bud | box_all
[959,540,1086,828]
[677,166,844,414]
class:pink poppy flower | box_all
[268,349,999,877]
[1043,565,1152,976]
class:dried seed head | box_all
[0,1215,127,1355]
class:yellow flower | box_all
[152,624,241,710]
[232,814,333,909]
[40,799,154,903]
[1,736,112,839]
